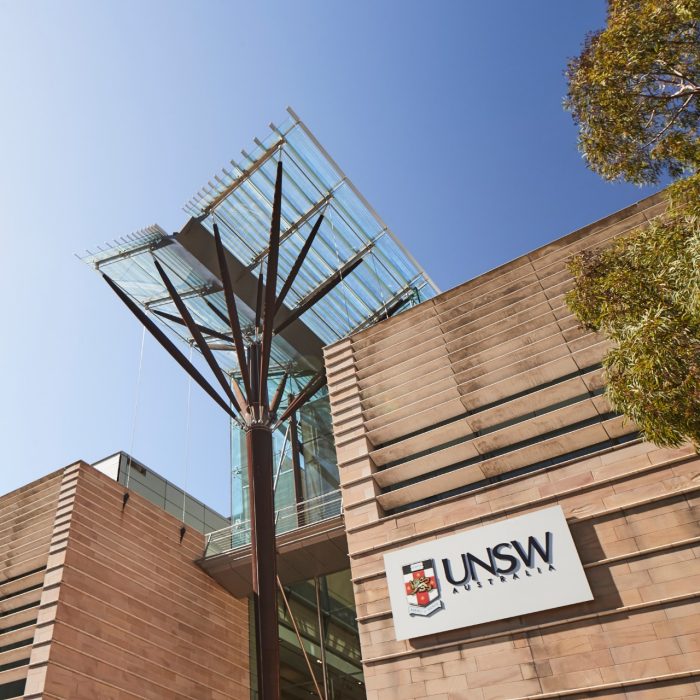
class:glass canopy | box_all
[82,107,438,377]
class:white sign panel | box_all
[384,506,593,640]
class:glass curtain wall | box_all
[230,377,340,546]
[249,569,364,699]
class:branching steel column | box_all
[103,158,366,700]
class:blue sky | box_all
[0,1,658,514]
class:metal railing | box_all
[204,489,343,557]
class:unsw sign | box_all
[384,506,593,640]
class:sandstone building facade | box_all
[324,191,700,700]
[0,463,250,699]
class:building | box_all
[323,190,700,699]
[2,113,699,699]
[0,460,250,699]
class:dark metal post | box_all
[247,423,280,700]
[289,397,305,528]
[314,576,330,700]
[244,339,280,700]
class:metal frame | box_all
[284,107,440,295]
[187,110,439,349]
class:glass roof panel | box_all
[83,109,438,374]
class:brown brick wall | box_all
[0,469,62,697]
[325,192,700,699]
[19,463,250,700]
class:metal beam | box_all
[151,308,234,344]
[269,372,289,418]
[314,576,330,700]
[205,298,233,328]
[248,192,333,270]
[273,256,365,336]
[254,262,264,333]
[274,213,324,315]
[200,138,284,216]
[275,371,327,429]
[103,274,242,426]
[213,223,254,406]
[153,258,246,414]
[260,159,283,407]
[277,577,325,700]
[289,403,305,529]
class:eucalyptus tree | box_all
[565,0,700,448]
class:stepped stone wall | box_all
[325,191,700,699]
[1,463,250,700]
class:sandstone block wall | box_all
[2,463,250,700]
[325,192,700,699]
[0,468,63,698]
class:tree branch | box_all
[646,93,694,147]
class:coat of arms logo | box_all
[402,559,444,617]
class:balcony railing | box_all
[204,489,343,557]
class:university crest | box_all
[402,559,443,617]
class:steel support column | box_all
[314,576,330,700]
[289,398,305,529]
[246,423,280,700]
